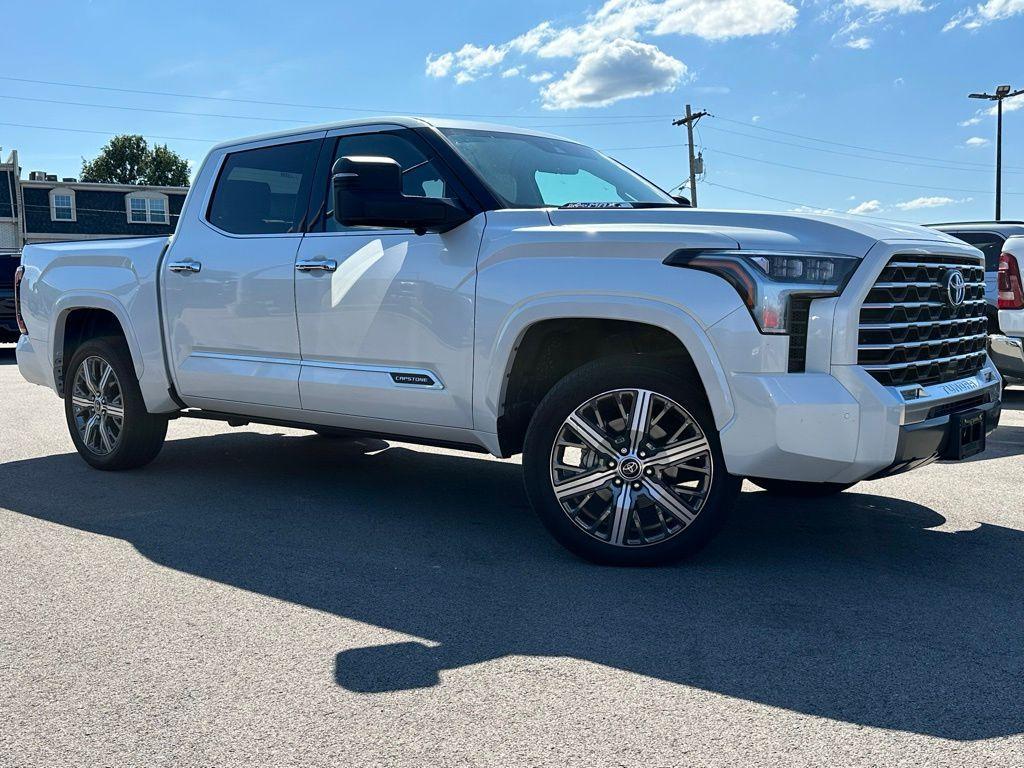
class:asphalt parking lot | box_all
[1,344,1023,767]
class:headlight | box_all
[664,250,860,333]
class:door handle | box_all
[296,259,338,273]
[168,261,202,274]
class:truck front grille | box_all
[858,254,987,387]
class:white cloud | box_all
[424,0,797,105]
[541,39,688,109]
[959,116,983,126]
[945,0,1024,30]
[425,52,454,78]
[528,71,554,83]
[844,0,925,13]
[751,115,762,122]
[848,199,882,215]
[501,67,522,78]
[834,0,925,48]
[893,77,905,87]
[894,196,970,210]
[965,136,990,147]
[647,0,798,40]
[985,93,1024,116]
[426,43,506,84]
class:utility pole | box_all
[672,105,709,206]
[969,84,1024,220]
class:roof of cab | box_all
[209,116,574,152]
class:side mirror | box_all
[672,195,692,207]
[332,156,470,235]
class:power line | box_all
[0,93,297,125]
[0,92,667,132]
[702,145,1017,195]
[701,180,904,223]
[0,75,669,122]
[0,120,218,143]
[714,115,1024,171]
[4,71,1016,171]
[699,122,1024,175]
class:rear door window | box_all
[207,140,319,235]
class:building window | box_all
[125,192,170,224]
[50,188,76,222]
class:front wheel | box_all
[64,336,168,471]
[748,478,856,497]
[523,357,740,566]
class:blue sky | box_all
[3,0,1022,222]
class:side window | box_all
[207,140,318,235]
[322,132,449,232]
[950,231,1005,272]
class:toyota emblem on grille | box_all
[944,269,966,307]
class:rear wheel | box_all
[64,337,167,471]
[523,357,740,566]
[748,478,856,497]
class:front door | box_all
[164,135,322,408]
[293,128,482,428]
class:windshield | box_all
[440,128,677,209]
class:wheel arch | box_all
[483,297,734,457]
[52,296,142,397]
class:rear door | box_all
[164,134,323,408]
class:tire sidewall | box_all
[64,337,164,470]
[523,357,740,566]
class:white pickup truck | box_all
[13,117,1003,564]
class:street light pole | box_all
[969,84,1024,221]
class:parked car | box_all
[930,222,1024,385]
[14,118,1003,565]
[987,234,1024,384]
[1,250,21,343]
[928,221,1024,327]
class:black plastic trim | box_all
[179,410,490,455]
[867,397,1001,479]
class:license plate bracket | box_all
[946,409,986,460]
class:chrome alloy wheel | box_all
[71,356,125,456]
[549,388,714,548]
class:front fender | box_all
[476,294,736,435]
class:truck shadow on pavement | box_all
[1,431,1022,742]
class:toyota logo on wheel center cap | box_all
[618,458,643,480]
[944,269,966,307]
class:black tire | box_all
[523,356,741,566]
[748,478,856,497]
[64,336,167,471]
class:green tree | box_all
[147,144,191,187]
[81,135,190,186]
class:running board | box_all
[175,409,489,454]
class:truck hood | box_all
[546,208,959,258]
